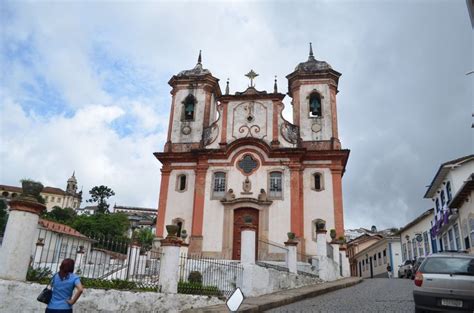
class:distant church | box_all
[155,45,350,259]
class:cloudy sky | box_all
[0,0,472,230]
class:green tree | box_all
[42,206,77,225]
[0,200,8,235]
[133,228,154,251]
[72,213,129,240]
[87,185,115,214]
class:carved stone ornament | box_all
[258,189,268,201]
[311,121,322,133]
[280,121,299,144]
[181,125,192,135]
[224,189,236,201]
[202,123,219,146]
[242,177,252,194]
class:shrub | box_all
[177,281,221,297]
[188,271,203,284]
[26,266,52,282]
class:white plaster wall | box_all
[240,263,321,297]
[390,241,403,272]
[400,212,434,259]
[296,83,333,142]
[447,160,474,194]
[170,88,207,144]
[225,100,273,146]
[0,210,40,280]
[458,190,474,253]
[42,193,79,211]
[201,150,292,252]
[0,279,223,313]
[164,170,195,235]
[303,168,334,256]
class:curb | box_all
[183,277,362,312]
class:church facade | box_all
[154,46,350,259]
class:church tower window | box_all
[312,172,324,191]
[309,92,322,117]
[212,172,226,198]
[269,171,283,199]
[176,174,187,192]
[183,94,196,121]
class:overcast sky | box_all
[1,0,472,230]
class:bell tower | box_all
[286,43,341,145]
[164,51,221,152]
[66,171,77,194]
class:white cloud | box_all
[1,1,472,230]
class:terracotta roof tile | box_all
[38,218,90,240]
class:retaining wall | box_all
[0,279,223,313]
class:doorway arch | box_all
[232,208,259,260]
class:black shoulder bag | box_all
[37,274,55,304]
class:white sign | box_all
[226,288,244,312]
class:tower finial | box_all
[273,75,278,93]
[225,78,230,95]
[197,50,202,65]
[308,42,314,60]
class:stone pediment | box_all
[220,197,272,206]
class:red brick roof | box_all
[38,218,90,240]
[0,184,67,196]
[0,185,22,193]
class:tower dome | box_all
[293,43,332,73]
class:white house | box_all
[399,208,435,261]
[424,155,474,253]
[1,173,82,211]
[448,173,474,253]
[353,236,402,278]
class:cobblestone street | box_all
[267,278,415,313]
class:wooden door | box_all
[233,208,259,260]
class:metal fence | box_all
[256,239,290,271]
[32,229,162,289]
[178,253,243,298]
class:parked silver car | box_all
[413,252,474,312]
[398,259,414,278]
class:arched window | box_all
[183,94,196,121]
[309,93,322,117]
[269,171,283,199]
[212,172,226,198]
[312,172,324,191]
[176,174,187,192]
[1,191,8,197]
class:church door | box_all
[233,208,259,260]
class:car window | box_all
[420,257,474,275]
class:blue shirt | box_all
[47,273,81,310]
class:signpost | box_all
[226,288,244,312]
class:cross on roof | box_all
[245,69,259,87]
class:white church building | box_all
[154,45,350,259]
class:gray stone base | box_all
[0,279,223,313]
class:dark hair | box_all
[59,258,75,280]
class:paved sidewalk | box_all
[182,277,362,313]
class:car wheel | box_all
[407,271,412,279]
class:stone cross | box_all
[245,69,259,87]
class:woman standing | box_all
[46,258,84,313]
